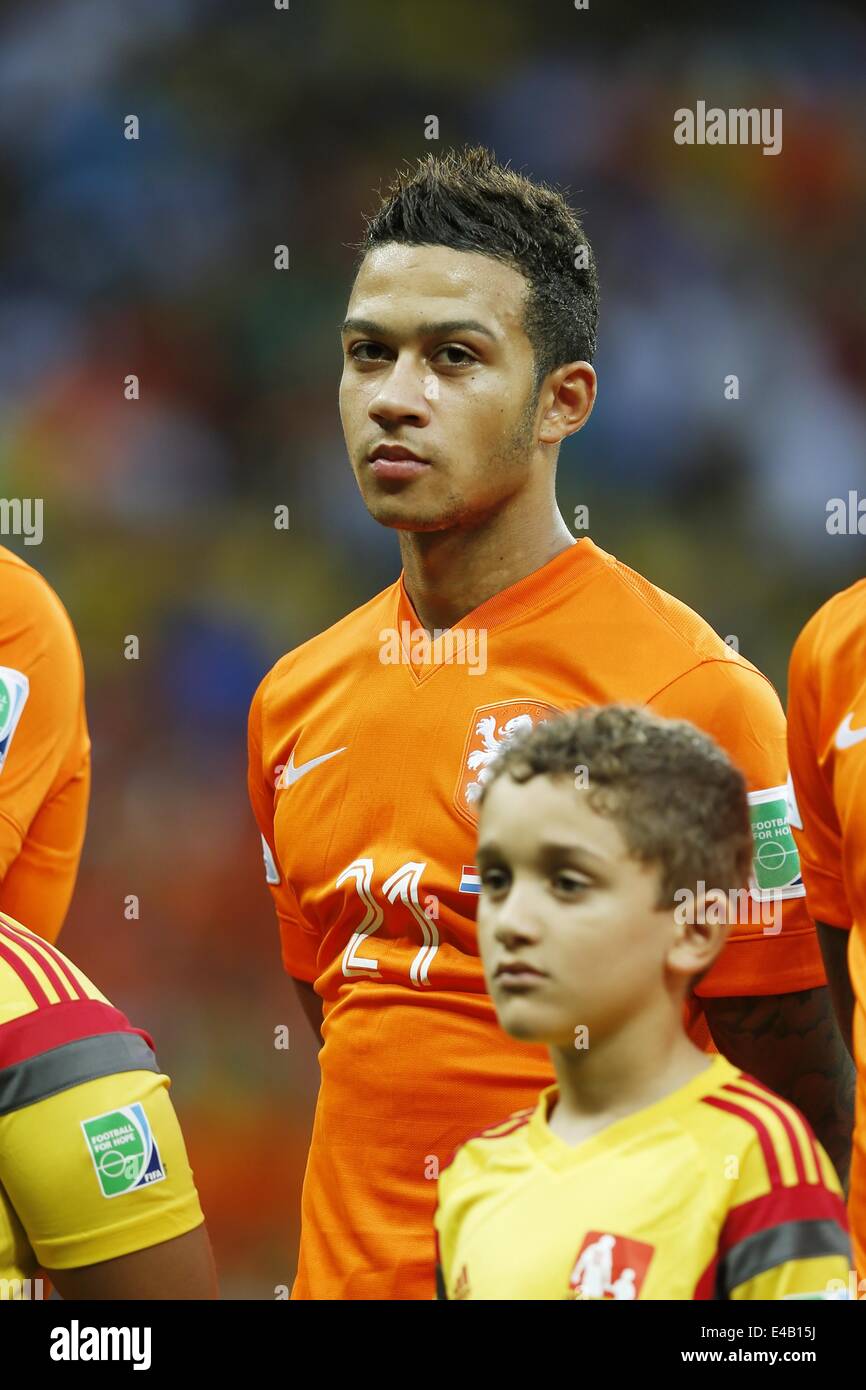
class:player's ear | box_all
[668,886,730,979]
[537,362,596,446]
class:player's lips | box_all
[367,444,430,480]
[494,959,548,986]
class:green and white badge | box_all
[747,784,806,899]
[0,666,29,773]
[81,1103,166,1198]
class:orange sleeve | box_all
[648,659,824,999]
[0,560,90,943]
[247,672,320,983]
[786,621,852,931]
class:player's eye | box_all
[553,872,590,896]
[480,867,510,894]
[431,344,477,367]
[348,341,391,362]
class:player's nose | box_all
[368,356,433,426]
[491,883,545,944]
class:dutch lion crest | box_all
[464,713,536,803]
[454,699,562,823]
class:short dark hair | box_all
[478,704,753,909]
[354,144,599,392]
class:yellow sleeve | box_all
[0,1068,204,1270]
[730,1254,853,1300]
[724,1133,851,1300]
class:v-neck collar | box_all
[525,1055,732,1172]
[393,537,599,684]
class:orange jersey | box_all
[248,537,822,1300]
[787,576,866,1280]
[0,548,90,945]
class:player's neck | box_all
[545,1009,712,1147]
[397,504,575,634]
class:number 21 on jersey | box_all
[338,857,439,986]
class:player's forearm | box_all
[703,986,855,1190]
[816,921,855,1060]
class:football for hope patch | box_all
[747,784,805,899]
[82,1103,166,1198]
[0,666,30,773]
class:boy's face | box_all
[339,243,540,532]
[476,773,694,1048]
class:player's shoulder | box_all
[0,912,156,1088]
[439,1104,538,1189]
[584,539,774,694]
[0,545,78,643]
[693,1059,842,1196]
[792,577,866,669]
[253,577,402,703]
[799,576,866,639]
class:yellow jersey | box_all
[434,1054,850,1300]
[0,911,204,1297]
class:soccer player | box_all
[786,578,866,1281]
[247,146,850,1299]
[0,909,216,1299]
[0,546,90,943]
[434,705,851,1300]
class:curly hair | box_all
[478,704,753,909]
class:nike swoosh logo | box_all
[279,745,347,788]
[835,713,866,751]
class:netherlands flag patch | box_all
[459,865,481,894]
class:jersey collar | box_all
[525,1055,734,1171]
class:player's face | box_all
[475,774,683,1048]
[339,243,540,531]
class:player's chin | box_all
[492,995,558,1045]
[363,499,465,533]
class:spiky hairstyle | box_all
[354,145,599,390]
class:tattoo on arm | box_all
[816,920,855,1060]
[702,985,855,1191]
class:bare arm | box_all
[702,984,855,1190]
[816,921,855,1060]
[294,977,324,1046]
[46,1224,218,1300]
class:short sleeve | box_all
[648,659,824,999]
[786,624,852,931]
[0,1069,204,1270]
[722,1134,851,1300]
[0,561,90,941]
[247,672,320,983]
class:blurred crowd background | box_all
[0,0,864,1296]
